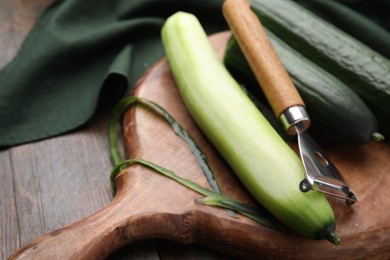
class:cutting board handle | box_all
[222,0,305,119]
[8,170,169,260]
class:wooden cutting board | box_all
[10,32,390,259]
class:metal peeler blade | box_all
[295,123,358,205]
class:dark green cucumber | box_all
[292,0,390,59]
[334,0,390,32]
[243,86,295,143]
[249,0,390,137]
[224,31,382,144]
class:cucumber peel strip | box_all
[108,96,221,193]
[108,96,282,230]
[110,158,283,231]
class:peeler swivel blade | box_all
[296,123,358,206]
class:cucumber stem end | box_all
[372,132,385,142]
[326,231,341,245]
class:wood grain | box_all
[0,0,229,259]
[0,0,53,67]
[0,150,19,260]
[123,32,390,258]
[222,0,304,119]
[2,1,390,259]
[7,31,390,259]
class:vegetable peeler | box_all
[223,0,357,205]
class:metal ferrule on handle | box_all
[280,105,311,136]
[222,0,306,121]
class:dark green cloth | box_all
[0,0,227,147]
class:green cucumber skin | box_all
[250,0,390,137]
[224,32,379,144]
[292,0,390,59]
[162,12,336,241]
[334,0,390,32]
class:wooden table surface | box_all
[0,1,231,259]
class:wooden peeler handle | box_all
[222,0,305,119]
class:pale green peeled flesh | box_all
[161,12,338,243]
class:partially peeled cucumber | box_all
[161,11,339,244]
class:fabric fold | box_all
[0,0,226,146]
